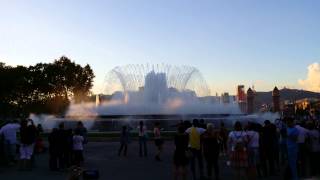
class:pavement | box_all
[0,141,285,180]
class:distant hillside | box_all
[255,88,320,106]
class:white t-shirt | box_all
[154,127,161,139]
[246,130,259,148]
[228,131,248,150]
[73,135,84,150]
[0,123,21,144]
[295,125,309,143]
[137,126,147,137]
[185,127,206,135]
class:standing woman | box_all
[138,121,148,157]
[173,125,189,180]
[154,122,163,161]
[228,121,248,180]
[202,123,220,180]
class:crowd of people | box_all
[116,118,320,180]
[0,119,42,170]
[1,117,320,180]
[48,121,87,170]
[0,120,87,172]
[169,117,320,180]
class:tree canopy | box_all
[0,56,95,118]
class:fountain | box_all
[31,64,279,131]
[97,64,240,115]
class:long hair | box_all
[139,121,144,133]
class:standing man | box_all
[295,123,309,177]
[19,119,37,170]
[262,120,277,176]
[0,120,20,165]
[185,119,206,180]
[286,117,299,180]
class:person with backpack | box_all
[185,119,206,180]
[228,121,248,180]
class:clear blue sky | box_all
[0,0,319,95]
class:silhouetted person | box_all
[48,128,59,171]
[118,126,129,157]
[228,121,248,180]
[72,129,84,166]
[173,125,189,180]
[154,122,163,161]
[262,120,277,176]
[202,123,220,180]
[35,124,44,153]
[246,122,260,180]
[65,129,73,167]
[219,122,228,155]
[307,122,320,176]
[295,122,309,177]
[74,121,88,144]
[0,120,20,165]
[19,119,37,170]
[185,119,205,180]
[286,117,299,180]
[56,122,68,169]
[137,121,148,157]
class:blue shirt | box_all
[287,127,299,150]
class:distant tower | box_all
[237,85,246,102]
[237,85,247,113]
[247,88,254,114]
[272,86,281,112]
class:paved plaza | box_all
[1,141,284,180]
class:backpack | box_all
[233,131,247,151]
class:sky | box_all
[0,0,319,95]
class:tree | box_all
[0,56,95,118]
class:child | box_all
[73,130,84,166]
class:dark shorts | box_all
[155,139,164,147]
[73,150,84,163]
[173,150,189,167]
